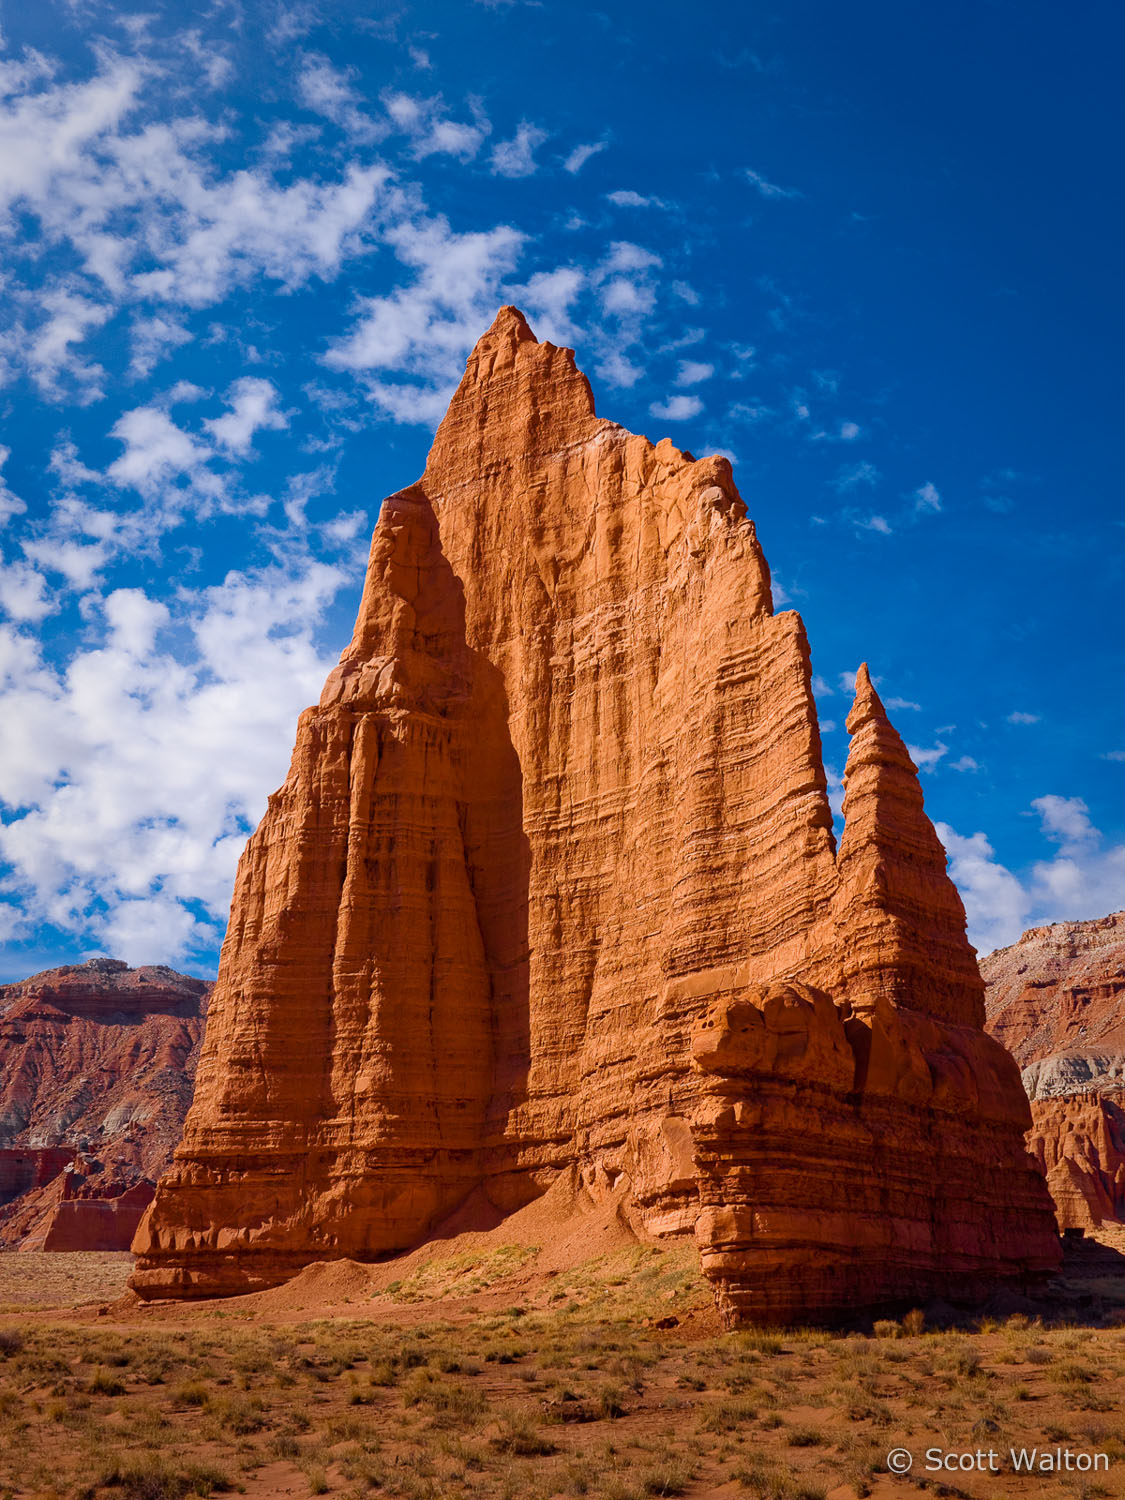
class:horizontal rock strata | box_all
[984,912,1125,1229]
[133,308,1060,1320]
[0,958,208,1249]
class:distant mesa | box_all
[0,957,209,1252]
[129,307,1060,1323]
[983,912,1125,1232]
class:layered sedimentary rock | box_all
[983,913,1125,1229]
[983,911,1125,1096]
[133,308,1059,1320]
[1025,1092,1125,1230]
[0,958,208,1249]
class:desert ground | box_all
[1,1196,1123,1500]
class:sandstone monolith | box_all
[132,309,1060,1320]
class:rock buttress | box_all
[133,307,1060,1316]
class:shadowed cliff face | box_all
[133,308,1060,1321]
[984,912,1125,1231]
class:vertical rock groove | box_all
[133,309,1060,1318]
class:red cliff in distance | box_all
[0,957,208,1250]
[132,309,1060,1322]
[983,912,1125,1231]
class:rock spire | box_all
[132,310,1059,1321]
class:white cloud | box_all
[0,560,53,623]
[602,242,662,274]
[650,394,703,422]
[204,377,288,456]
[382,91,489,160]
[600,277,654,316]
[914,480,942,513]
[907,741,948,770]
[744,166,801,200]
[1031,793,1097,853]
[606,189,666,209]
[0,448,27,527]
[563,141,606,173]
[831,460,881,492]
[0,47,390,330]
[675,360,713,386]
[937,825,1033,955]
[107,405,211,494]
[1103,750,1125,763]
[323,216,525,423]
[0,532,362,966]
[511,266,585,345]
[297,54,383,143]
[939,799,1125,954]
[1007,710,1040,725]
[857,513,891,535]
[885,696,921,711]
[25,286,111,400]
[489,120,547,178]
[839,420,860,441]
[22,537,108,590]
[949,755,979,772]
[127,313,191,380]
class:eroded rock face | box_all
[0,958,208,1249]
[983,911,1125,1096]
[983,912,1125,1229]
[133,308,1060,1320]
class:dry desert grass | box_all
[0,1240,1123,1500]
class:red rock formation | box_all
[0,957,208,1249]
[0,1148,76,1205]
[133,308,1060,1319]
[983,911,1125,1093]
[1027,1093,1125,1230]
[983,912,1125,1230]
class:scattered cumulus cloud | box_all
[383,90,490,160]
[831,461,881,492]
[907,741,948,770]
[203,378,289,456]
[1007,710,1040,725]
[675,360,713,386]
[107,405,212,495]
[0,538,361,965]
[856,513,891,535]
[562,141,606,174]
[913,480,942,513]
[322,217,525,423]
[650,394,703,422]
[606,189,667,209]
[940,795,1125,953]
[0,449,27,527]
[489,120,547,177]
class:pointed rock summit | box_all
[132,311,1059,1321]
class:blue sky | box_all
[0,0,1121,980]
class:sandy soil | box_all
[0,1250,133,1310]
[0,1205,1122,1500]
